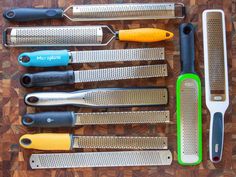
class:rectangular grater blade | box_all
[179,79,201,163]
[30,150,172,169]
[202,9,229,163]
[75,111,170,125]
[72,136,167,149]
[18,48,165,67]
[21,111,170,128]
[74,64,167,82]
[6,26,103,47]
[19,134,167,150]
[24,88,168,107]
[20,64,168,88]
[69,3,185,21]
[70,48,165,63]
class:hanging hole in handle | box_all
[27,96,39,103]
[19,56,30,63]
[213,156,220,162]
[6,10,15,18]
[183,26,192,35]
[166,33,170,37]
[21,138,32,146]
[22,117,34,125]
[21,75,31,85]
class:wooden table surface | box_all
[0,0,235,177]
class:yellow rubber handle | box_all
[118,28,174,42]
[19,133,71,150]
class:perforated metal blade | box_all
[25,88,168,107]
[72,136,167,149]
[179,78,201,164]
[75,111,170,125]
[70,48,165,63]
[74,65,167,83]
[5,26,109,47]
[30,150,172,169]
[65,3,185,21]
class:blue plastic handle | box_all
[18,50,70,67]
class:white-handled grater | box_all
[3,3,185,22]
[202,9,229,163]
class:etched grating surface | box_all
[10,26,101,46]
[73,136,167,149]
[30,150,172,169]
[206,12,225,92]
[71,48,165,63]
[74,65,167,83]
[180,79,199,156]
[72,3,175,20]
[75,111,170,125]
[84,88,168,106]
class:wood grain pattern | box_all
[0,0,235,176]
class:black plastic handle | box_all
[20,70,75,88]
[3,8,63,22]
[179,23,195,74]
[22,111,76,128]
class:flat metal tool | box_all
[176,23,202,165]
[24,88,168,107]
[202,10,229,163]
[19,133,168,150]
[20,64,168,88]
[21,111,170,127]
[3,25,173,47]
[30,150,172,169]
[3,3,185,22]
[18,48,165,67]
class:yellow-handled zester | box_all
[4,25,174,47]
[19,133,168,150]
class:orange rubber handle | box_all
[118,28,174,42]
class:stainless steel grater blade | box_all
[67,3,185,21]
[180,79,200,162]
[70,48,165,63]
[5,26,103,47]
[24,88,168,107]
[75,111,170,125]
[30,150,172,169]
[22,111,170,128]
[74,64,168,83]
[72,136,167,149]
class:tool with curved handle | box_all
[19,133,168,150]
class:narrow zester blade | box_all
[205,11,227,101]
[70,3,176,21]
[74,65,167,83]
[9,26,103,47]
[70,48,165,63]
[72,136,167,149]
[30,150,172,169]
[179,78,201,163]
[75,111,170,125]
